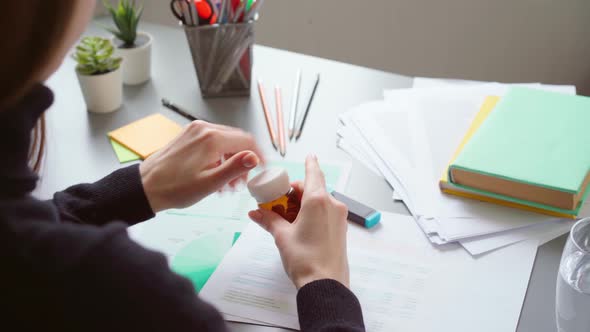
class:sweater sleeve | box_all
[297,279,365,332]
[51,164,155,226]
[59,223,229,332]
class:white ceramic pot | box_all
[76,67,123,113]
[113,32,152,85]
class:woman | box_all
[0,1,365,331]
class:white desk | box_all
[37,19,563,332]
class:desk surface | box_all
[38,19,563,332]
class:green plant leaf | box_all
[136,3,144,21]
[72,36,120,75]
[111,57,123,70]
[102,0,143,46]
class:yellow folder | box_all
[108,114,183,159]
[439,96,576,219]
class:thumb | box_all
[248,208,290,238]
[208,151,259,188]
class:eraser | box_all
[331,191,381,228]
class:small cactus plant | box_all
[73,37,123,75]
[103,0,144,47]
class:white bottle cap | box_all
[247,168,291,203]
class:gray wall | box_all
[97,0,590,93]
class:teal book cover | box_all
[450,87,590,207]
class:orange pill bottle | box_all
[247,168,301,222]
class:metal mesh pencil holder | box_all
[184,21,254,98]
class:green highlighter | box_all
[246,0,254,11]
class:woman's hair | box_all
[0,1,77,172]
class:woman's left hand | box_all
[139,120,264,213]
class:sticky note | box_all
[110,139,141,163]
[108,114,183,159]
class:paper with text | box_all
[201,212,539,332]
[201,221,434,331]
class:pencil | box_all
[187,0,199,26]
[295,73,320,141]
[232,0,247,23]
[220,0,229,23]
[257,80,278,150]
[288,69,301,140]
[161,98,206,122]
[275,86,286,157]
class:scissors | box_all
[170,0,195,25]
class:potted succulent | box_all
[103,0,152,85]
[73,37,123,113]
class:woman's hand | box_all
[140,120,264,213]
[248,155,350,289]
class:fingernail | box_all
[242,153,259,169]
[248,210,262,222]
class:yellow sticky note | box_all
[108,114,183,159]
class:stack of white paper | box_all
[337,78,581,255]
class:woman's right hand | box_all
[140,120,263,213]
[248,155,350,289]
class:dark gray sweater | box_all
[0,85,365,332]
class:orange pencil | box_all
[275,86,286,157]
[257,80,278,150]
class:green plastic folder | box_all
[171,232,237,292]
[450,87,590,214]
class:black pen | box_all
[294,73,320,141]
[161,98,205,122]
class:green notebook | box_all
[449,87,590,215]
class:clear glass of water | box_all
[556,217,590,332]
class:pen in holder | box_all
[184,21,254,98]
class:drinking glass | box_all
[556,217,590,332]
